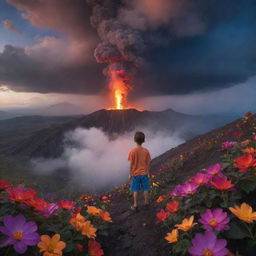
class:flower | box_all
[156,209,170,223]
[25,197,49,211]
[199,209,230,231]
[221,141,237,150]
[38,234,66,256]
[206,163,223,175]
[75,243,84,252]
[188,231,228,256]
[0,179,11,191]
[0,215,40,254]
[165,229,178,243]
[242,147,256,154]
[88,240,104,256]
[170,185,186,197]
[6,187,36,203]
[81,220,97,239]
[156,195,166,203]
[180,183,199,196]
[98,210,112,222]
[70,213,86,232]
[87,206,101,216]
[210,175,234,190]
[241,139,250,146]
[166,200,179,213]
[189,173,211,185]
[234,154,256,173]
[58,200,75,210]
[229,203,256,223]
[175,215,197,231]
[233,131,244,138]
[38,203,58,217]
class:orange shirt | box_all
[128,146,151,176]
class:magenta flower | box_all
[221,141,237,150]
[199,208,230,231]
[170,185,186,197]
[38,203,58,217]
[181,183,199,196]
[189,173,211,185]
[206,163,223,176]
[189,231,229,256]
[0,215,40,254]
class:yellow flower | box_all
[152,182,159,187]
[229,203,256,223]
[87,206,101,216]
[175,215,197,231]
[38,234,66,256]
[165,229,178,243]
[81,220,97,239]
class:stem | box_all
[4,246,10,256]
[243,222,255,240]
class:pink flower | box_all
[170,185,186,197]
[189,173,211,185]
[206,163,223,176]
[38,203,58,217]
[181,183,199,196]
[221,141,237,150]
[210,175,234,191]
[199,209,230,231]
[189,231,229,256]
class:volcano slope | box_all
[101,113,256,256]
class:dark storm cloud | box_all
[0,0,256,95]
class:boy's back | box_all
[128,146,151,176]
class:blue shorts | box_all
[130,175,150,192]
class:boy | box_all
[128,131,151,211]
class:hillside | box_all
[0,110,18,120]
[102,113,256,256]
[0,108,234,158]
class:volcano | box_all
[0,108,234,158]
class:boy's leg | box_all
[143,191,149,205]
[133,192,139,207]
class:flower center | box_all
[13,231,23,241]
[209,218,218,227]
[48,244,55,253]
[203,248,213,256]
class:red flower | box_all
[156,209,170,223]
[73,206,82,214]
[233,132,244,138]
[58,200,75,210]
[6,187,37,203]
[101,196,108,201]
[88,241,104,256]
[0,179,11,191]
[166,200,179,213]
[210,175,234,191]
[25,197,49,211]
[234,154,256,172]
[76,243,84,252]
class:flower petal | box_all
[14,241,27,254]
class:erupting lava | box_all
[108,70,132,110]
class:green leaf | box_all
[225,222,248,239]
[239,181,256,194]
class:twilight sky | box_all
[0,0,256,113]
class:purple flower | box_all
[170,185,186,197]
[38,203,58,217]
[189,231,229,256]
[0,215,40,254]
[221,141,237,150]
[171,183,199,197]
[206,163,223,176]
[199,208,230,231]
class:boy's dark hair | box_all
[134,131,145,145]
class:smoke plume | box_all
[31,127,184,192]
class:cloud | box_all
[2,19,20,33]
[31,127,184,191]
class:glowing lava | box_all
[108,70,132,110]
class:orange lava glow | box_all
[108,70,132,110]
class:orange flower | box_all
[70,213,86,232]
[166,200,179,213]
[81,220,97,239]
[175,215,197,231]
[165,229,178,243]
[38,234,66,256]
[234,154,256,172]
[156,209,170,223]
[210,175,234,190]
[242,147,256,154]
[156,195,165,203]
[87,206,101,216]
[88,240,104,256]
[98,210,112,222]
[229,203,256,223]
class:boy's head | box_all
[134,131,145,145]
